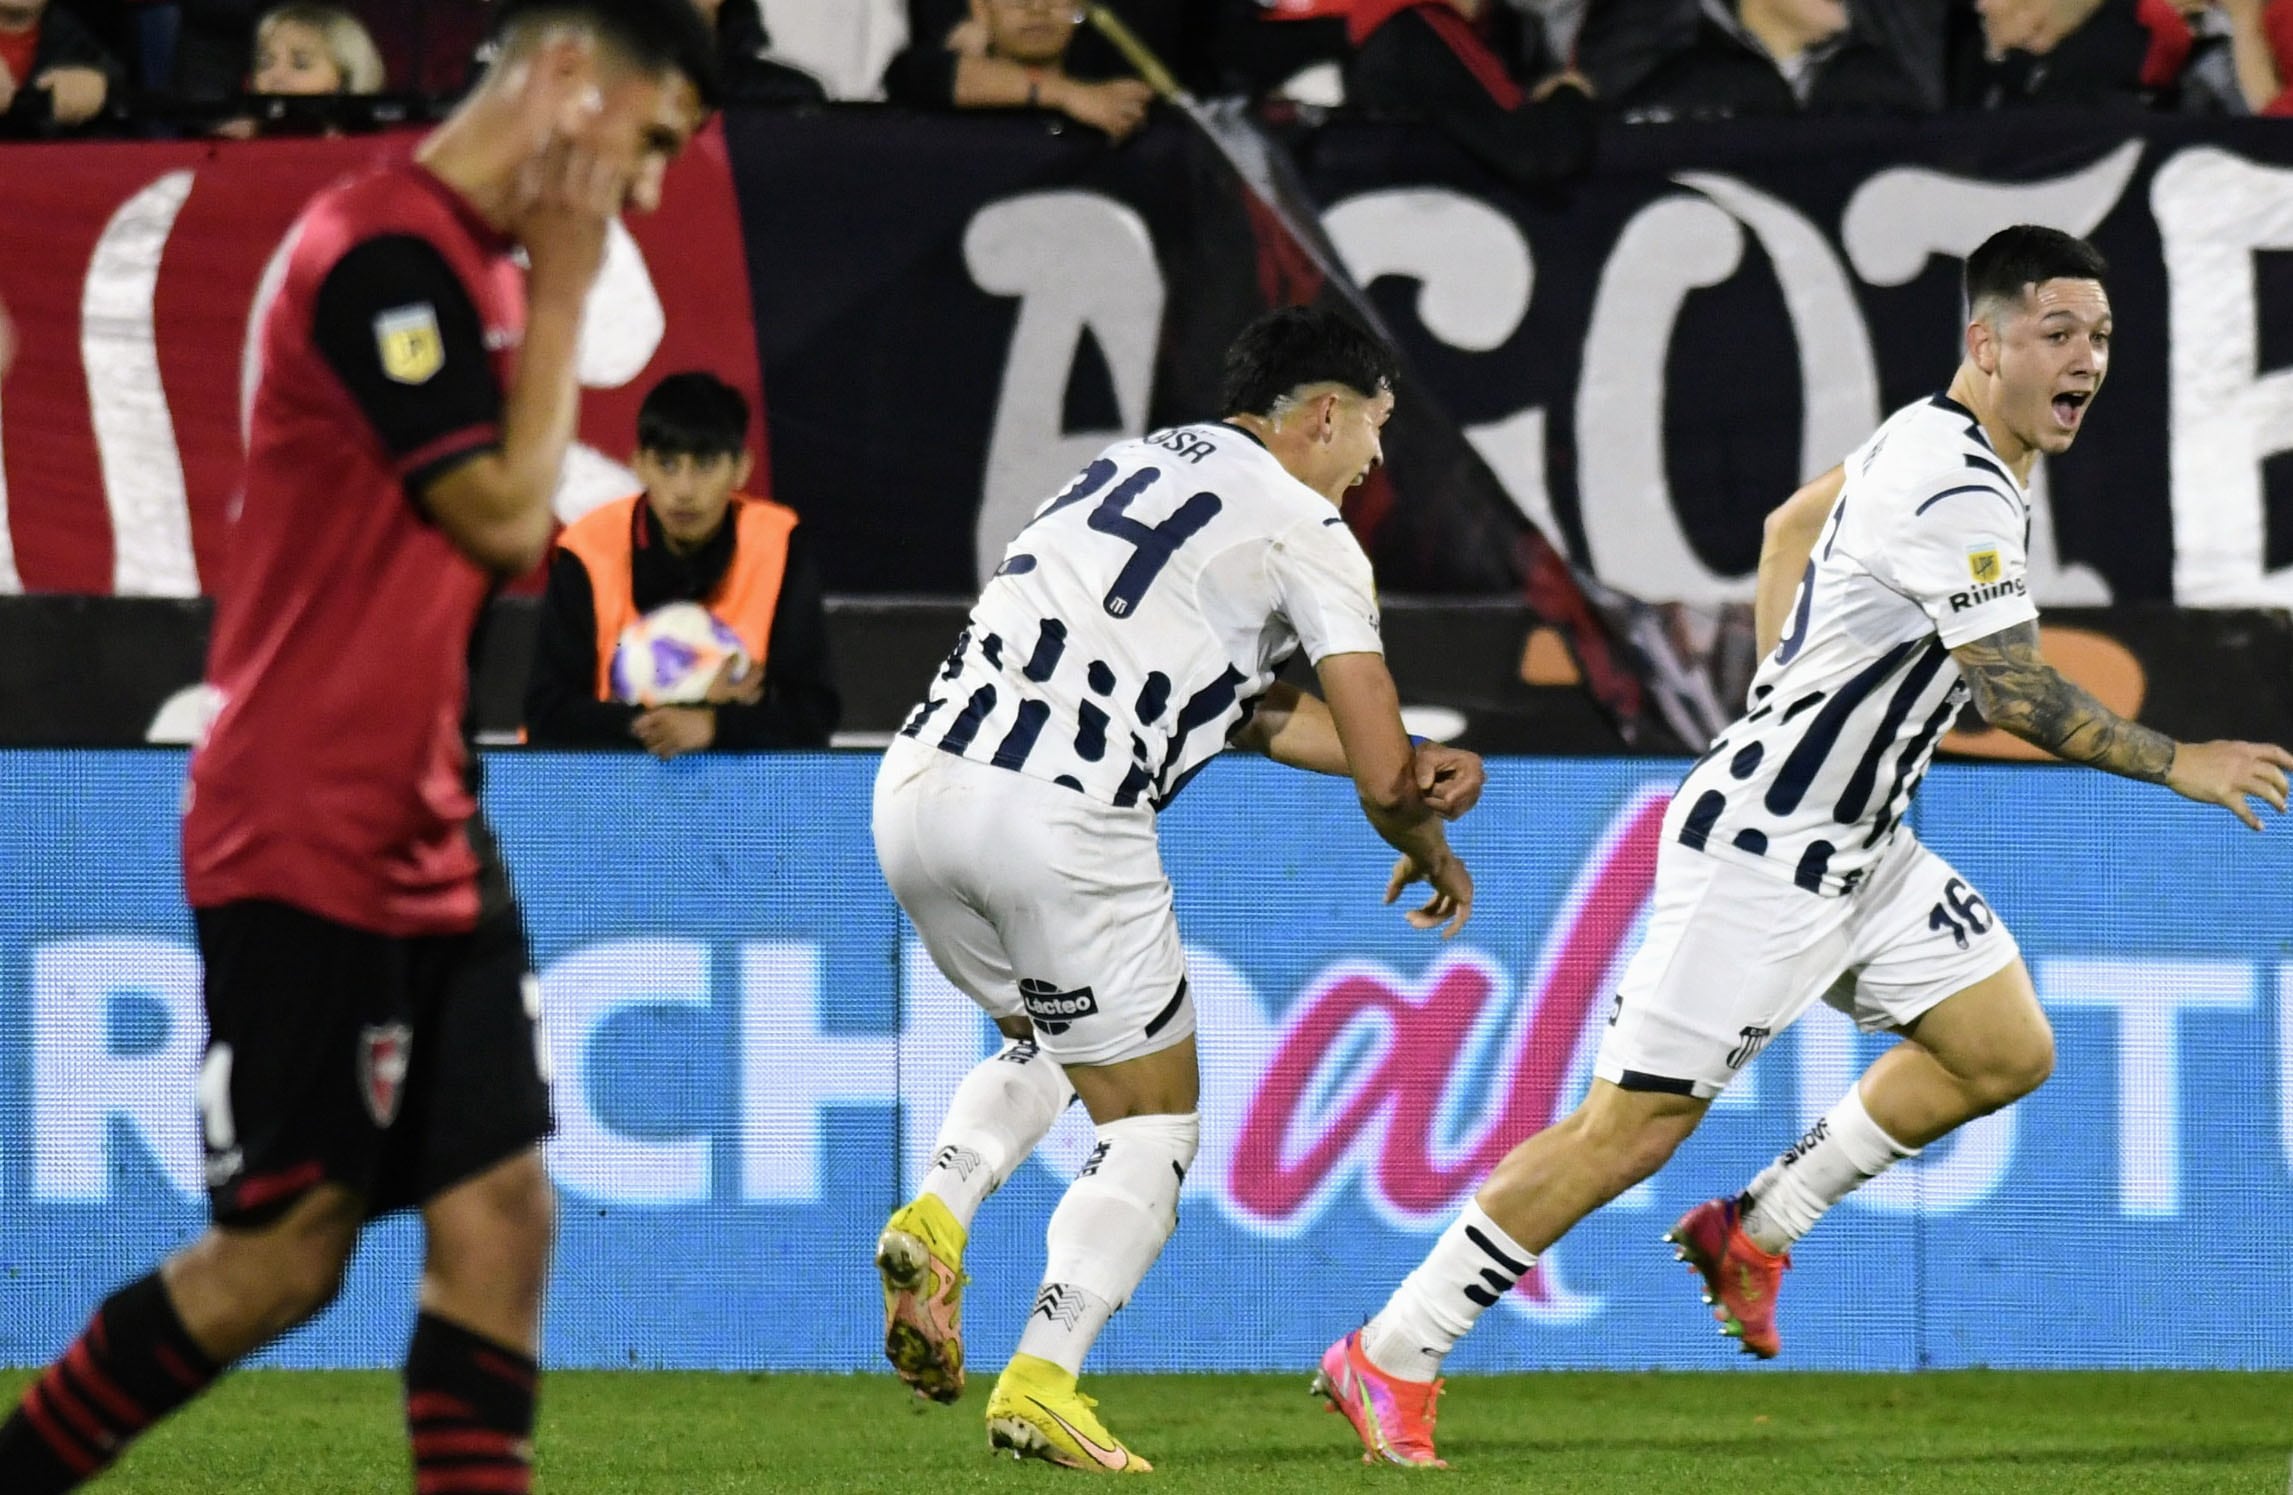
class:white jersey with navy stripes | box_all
[1665,393,2042,895]
[896,421,1386,808]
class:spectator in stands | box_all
[694,0,829,103]
[1266,1,1597,189]
[0,0,125,133]
[2139,0,2291,111]
[1946,0,2158,106]
[2222,0,2293,109]
[214,3,382,136]
[249,3,382,92]
[884,0,1158,141]
[1582,0,1949,106]
[1615,0,1925,117]
[913,0,1219,95]
[526,372,840,758]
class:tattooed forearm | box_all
[1951,621,2176,783]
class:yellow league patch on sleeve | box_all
[374,303,443,385]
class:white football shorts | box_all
[1594,830,2020,1100]
[872,737,1195,1067]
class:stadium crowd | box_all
[3,0,2288,139]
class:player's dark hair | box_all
[492,0,722,109]
[1964,226,2109,317]
[1219,306,1399,417]
[636,371,748,460]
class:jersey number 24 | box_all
[1005,459,1224,618]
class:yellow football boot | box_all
[984,1353,1152,1473]
[876,1195,968,1403]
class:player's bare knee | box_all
[190,1189,360,1332]
[1568,1090,1699,1195]
[1983,1025,2055,1108]
[426,1155,555,1298]
[273,1246,354,1327]
[1590,1118,1691,1199]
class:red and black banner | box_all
[0,122,766,596]
[10,110,2293,748]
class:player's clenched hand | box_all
[2164,739,2293,831]
[1413,742,1485,820]
[632,706,716,760]
[514,139,625,299]
[1386,852,1473,939]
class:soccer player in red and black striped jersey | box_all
[0,5,715,1492]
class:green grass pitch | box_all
[5,1368,2287,1492]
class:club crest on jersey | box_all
[374,303,443,385]
[359,1023,413,1126]
[1966,545,2002,584]
[1018,977,1099,1034]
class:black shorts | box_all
[192,898,554,1226]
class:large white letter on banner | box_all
[1321,188,1562,540]
[540,938,714,1204]
[1674,175,1882,493]
[2039,957,2253,1215]
[1578,195,1744,601]
[31,937,204,1199]
[85,170,201,597]
[1577,195,1763,602]
[2152,147,2293,605]
[740,942,898,1200]
[0,341,16,591]
[964,191,1164,585]
[2282,964,2293,1182]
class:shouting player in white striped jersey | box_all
[1316,227,2293,1468]
[871,307,1486,1470]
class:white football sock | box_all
[1739,1083,1919,1255]
[1360,1199,1534,1382]
[1013,1111,1198,1376]
[918,1038,1074,1231]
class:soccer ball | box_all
[608,601,750,707]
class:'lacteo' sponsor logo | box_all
[1019,978,1099,1033]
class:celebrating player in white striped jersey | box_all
[1315,227,2293,1469]
[870,306,1487,1471]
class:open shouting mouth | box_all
[2051,388,2092,431]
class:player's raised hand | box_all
[2164,739,2293,831]
[1386,851,1473,938]
[1412,742,1485,820]
[514,138,624,299]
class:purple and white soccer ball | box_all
[609,602,751,706]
